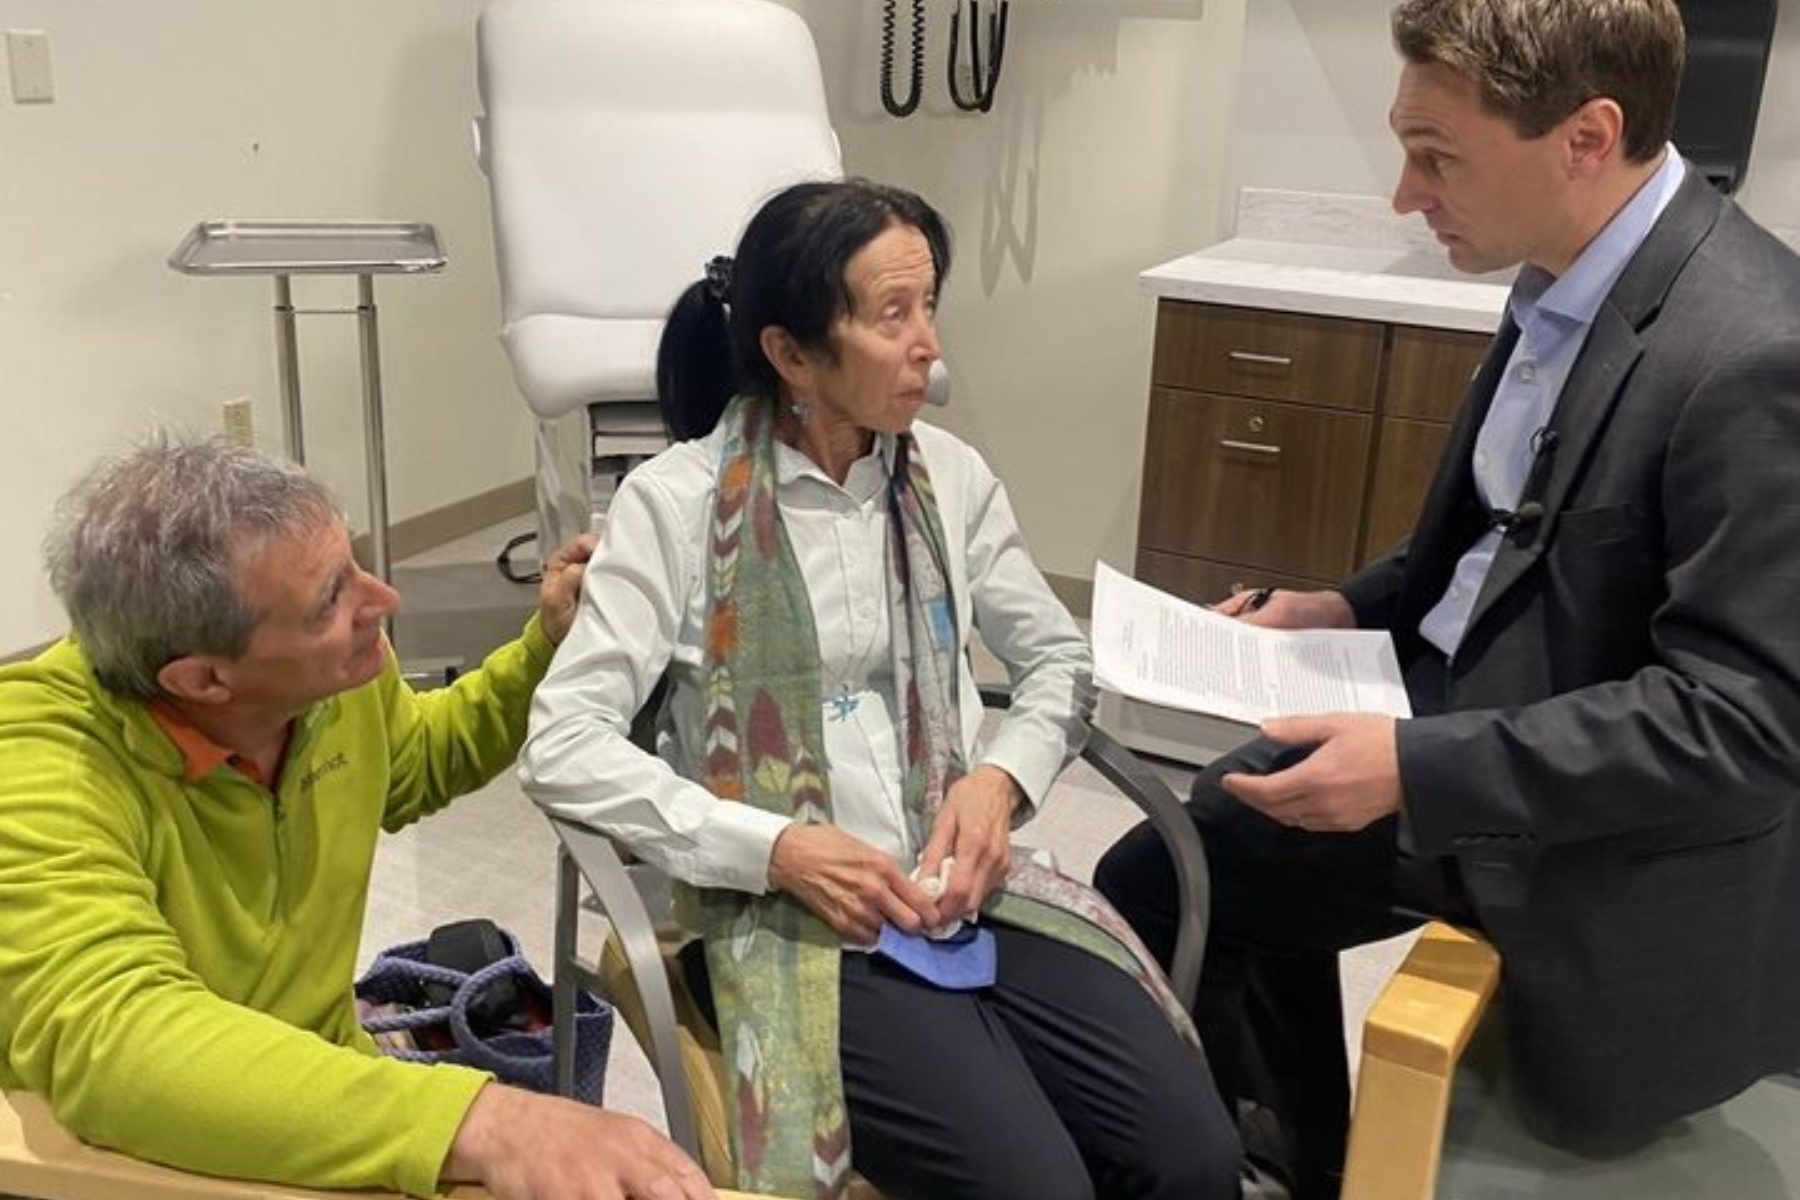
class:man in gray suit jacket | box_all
[1097,2,1800,1197]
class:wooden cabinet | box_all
[1136,300,1491,604]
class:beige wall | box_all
[13,1,1787,652]
[1,0,1243,652]
[1228,0,1800,231]
[780,0,1246,587]
[0,0,531,652]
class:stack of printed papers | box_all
[1090,562,1412,725]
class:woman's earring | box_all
[790,397,813,425]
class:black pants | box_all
[1095,658,1472,1200]
[836,925,1240,1200]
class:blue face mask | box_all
[873,922,997,990]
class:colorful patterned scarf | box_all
[685,395,1196,1199]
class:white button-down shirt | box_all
[521,419,1095,895]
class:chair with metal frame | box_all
[546,689,1212,1194]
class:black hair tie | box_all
[703,255,735,305]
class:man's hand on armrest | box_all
[444,1082,716,1200]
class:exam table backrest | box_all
[474,0,843,420]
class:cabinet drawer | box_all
[1138,389,1372,579]
[1135,550,1328,609]
[1361,417,1455,564]
[1151,300,1384,410]
[1385,325,1492,422]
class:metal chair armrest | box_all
[1078,722,1208,1008]
[977,684,1209,1008]
[550,817,699,1157]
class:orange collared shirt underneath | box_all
[147,700,277,789]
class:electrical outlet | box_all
[221,397,255,447]
[6,30,54,104]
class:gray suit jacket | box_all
[1341,167,1800,1135]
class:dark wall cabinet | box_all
[1135,299,1491,605]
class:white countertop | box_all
[1140,189,1512,332]
[1143,187,1800,335]
[1141,237,1511,333]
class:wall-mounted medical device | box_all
[882,0,1010,117]
[1672,0,1779,193]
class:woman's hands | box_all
[766,766,1023,941]
[767,824,941,945]
[917,765,1022,922]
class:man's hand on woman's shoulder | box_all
[538,533,601,646]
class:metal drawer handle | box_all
[1219,439,1283,457]
[1227,350,1294,368]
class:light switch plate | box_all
[6,29,54,104]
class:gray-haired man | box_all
[0,436,714,1200]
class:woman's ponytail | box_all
[656,263,736,440]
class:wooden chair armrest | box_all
[3,1086,777,1200]
[1339,922,1501,1200]
[0,1087,476,1200]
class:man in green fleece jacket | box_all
[0,437,714,1200]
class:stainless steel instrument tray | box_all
[168,220,446,275]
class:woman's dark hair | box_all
[656,178,952,441]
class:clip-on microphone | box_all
[1487,427,1558,539]
[925,358,951,408]
[1488,500,1546,536]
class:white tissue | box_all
[912,855,970,939]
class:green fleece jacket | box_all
[0,619,555,1197]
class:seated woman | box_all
[520,178,1238,1200]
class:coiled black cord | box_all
[881,0,925,118]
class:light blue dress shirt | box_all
[1419,149,1687,657]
